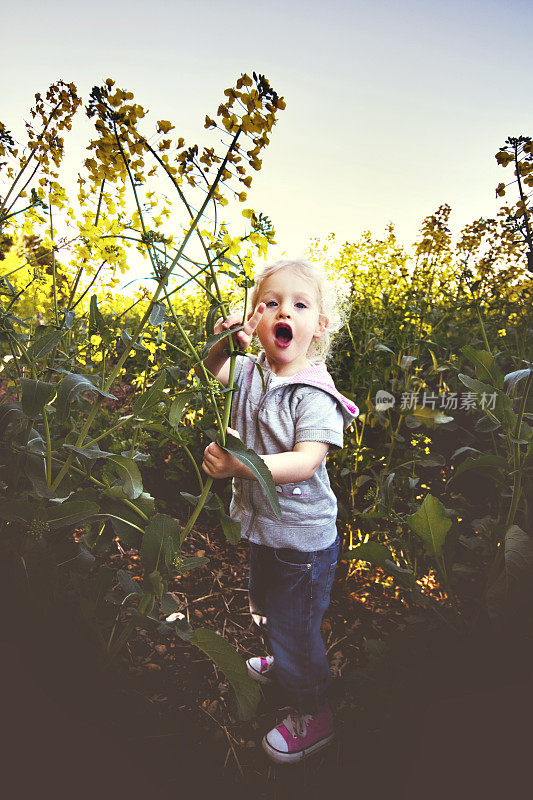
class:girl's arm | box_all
[202,438,329,483]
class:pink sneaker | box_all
[262,707,334,764]
[246,655,275,685]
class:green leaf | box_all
[120,328,146,352]
[215,495,241,544]
[107,454,143,500]
[205,302,221,338]
[140,513,182,575]
[219,433,281,519]
[400,355,417,370]
[405,494,452,561]
[20,378,56,417]
[149,303,166,328]
[63,441,114,460]
[460,346,504,389]
[504,368,531,397]
[201,326,244,359]
[411,406,455,426]
[486,525,533,634]
[0,499,42,523]
[169,392,191,429]
[342,541,392,565]
[55,372,116,421]
[172,554,210,575]
[26,328,65,362]
[160,593,181,614]
[47,500,99,529]
[449,453,507,482]
[180,491,220,512]
[132,372,167,415]
[89,295,108,339]
[190,628,260,721]
[458,374,514,427]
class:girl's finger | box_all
[247,302,266,333]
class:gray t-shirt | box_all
[228,351,358,551]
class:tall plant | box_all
[0,73,285,719]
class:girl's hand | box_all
[202,427,245,479]
[215,303,266,352]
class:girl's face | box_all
[249,267,327,376]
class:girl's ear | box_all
[313,313,329,338]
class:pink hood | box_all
[253,351,359,429]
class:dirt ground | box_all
[1,521,532,800]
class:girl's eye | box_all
[296,302,307,309]
[265,300,277,307]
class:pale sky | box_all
[2,0,533,284]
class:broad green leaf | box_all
[381,472,395,507]
[172,554,210,575]
[104,486,155,518]
[486,525,533,633]
[149,302,166,327]
[141,513,182,575]
[180,491,220,512]
[55,372,116,421]
[47,500,99,529]
[20,378,56,418]
[26,328,65,362]
[411,406,454,426]
[504,368,531,397]
[215,495,241,544]
[450,453,507,482]
[160,593,181,614]
[0,499,42,523]
[205,302,221,338]
[201,326,244,359]
[373,343,394,354]
[132,372,167,416]
[342,541,392,565]
[451,446,481,460]
[63,441,114,460]
[62,309,75,329]
[190,628,260,721]
[405,494,452,561]
[400,355,417,370]
[107,454,143,500]
[460,346,504,388]
[0,403,26,442]
[383,559,416,587]
[169,392,190,429]
[220,433,281,519]
[160,614,194,641]
[89,295,108,339]
[120,328,146,351]
[458,374,514,427]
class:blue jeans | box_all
[248,534,340,714]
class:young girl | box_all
[200,259,358,764]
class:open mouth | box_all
[274,323,293,347]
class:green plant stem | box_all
[49,193,59,327]
[51,125,242,494]
[82,417,132,449]
[42,406,52,487]
[182,444,204,493]
[504,368,531,530]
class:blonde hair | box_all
[232,259,348,363]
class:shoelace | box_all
[283,713,313,739]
